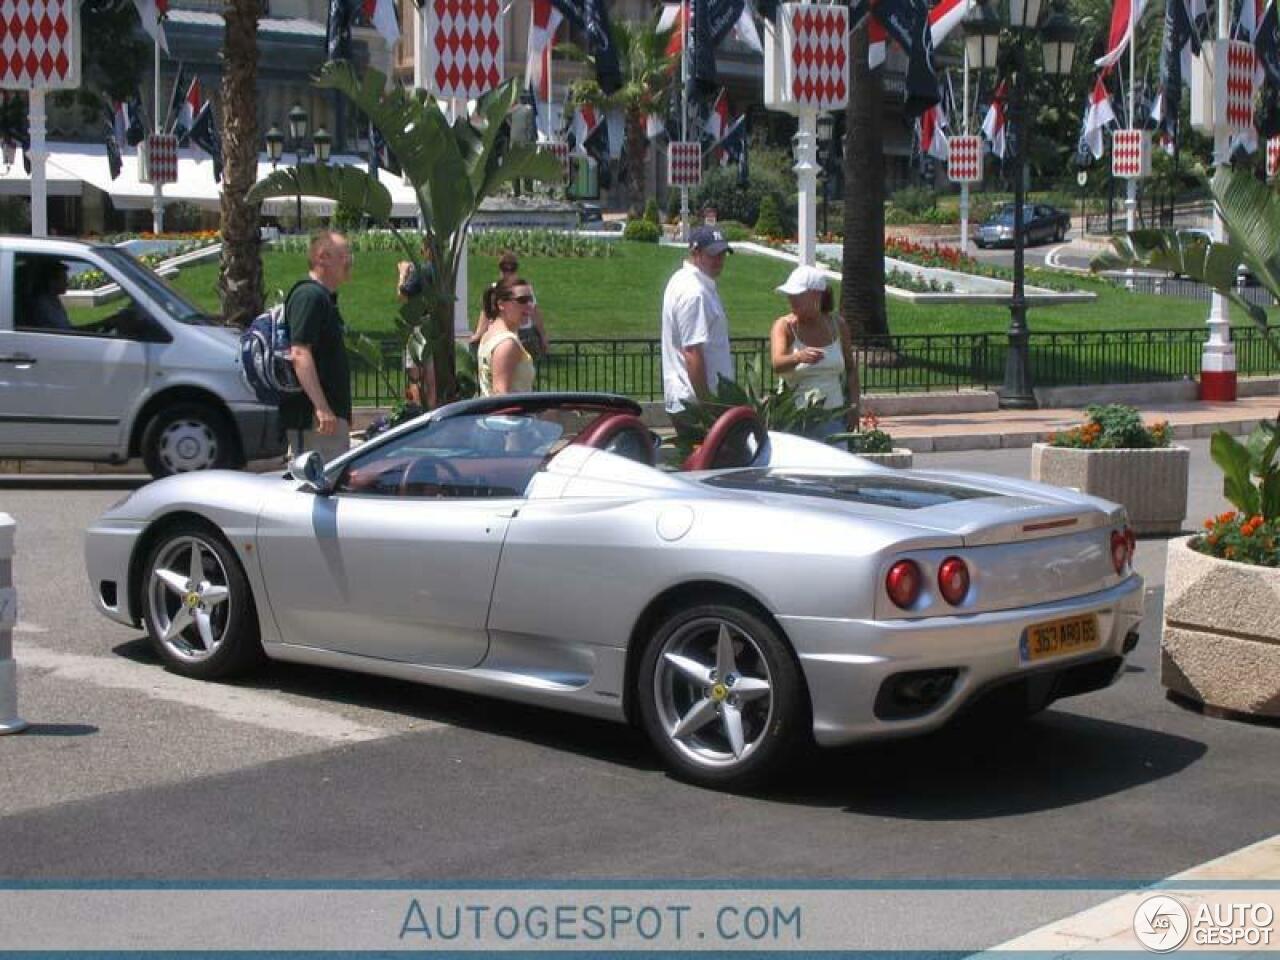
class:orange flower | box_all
[1204,518,1216,530]
[1207,533,1219,546]
[1219,511,1238,524]
[1251,515,1264,526]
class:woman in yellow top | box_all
[478,277,537,395]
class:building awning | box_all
[7,143,421,218]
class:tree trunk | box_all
[625,107,649,214]
[217,0,263,328]
[841,21,889,342]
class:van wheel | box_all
[141,403,235,478]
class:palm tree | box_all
[217,0,263,328]
[562,19,675,211]
[841,21,890,341]
[247,64,561,400]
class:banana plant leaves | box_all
[246,162,392,224]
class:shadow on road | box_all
[768,709,1206,816]
[17,723,99,737]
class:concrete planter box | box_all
[1161,535,1280,719]
[1030,442,1189,535]
[856,448,914,468]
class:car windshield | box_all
[97,247,225,326]
[992,206,1035,224]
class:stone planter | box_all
[1161,535,1280,719]
[856,448,914,469]
[1030,443,1189,535]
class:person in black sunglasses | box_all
[477,276,537,395]
[471,251,549,358]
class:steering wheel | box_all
[398,456,465,497]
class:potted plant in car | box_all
[1162,423,1280,719]
[1031,404,1187,535]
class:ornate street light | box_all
[816,113,835,236]
[288,103,309,144]
[962,2,1001,71]
[264,124,284,167]
[963,0,1077,409]
[313,128,332,164]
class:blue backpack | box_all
[239,283,307,404]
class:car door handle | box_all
[0,354,35,366]
[495,508,519,519]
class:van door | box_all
[0,251,154,457]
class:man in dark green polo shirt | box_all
[281,230,353,462]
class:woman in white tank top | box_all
[770,265,856,439]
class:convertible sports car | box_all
[85,393,1145,788]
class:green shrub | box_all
[692,165,790,229]
[884,206,915,225]
[754,195,785,238]
[889,185,936,215]
[715,220,752,242]
[469,229,614,258]
[643,199,660,225]
[623,219,661,242]
[1049,404,1171,449]
[665,188,681,223]
[330,200,364,233]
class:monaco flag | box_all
[174,77,201,142]
[132,0,169,53]
[1081,75,1117,159]
[920,102,949,160]
[929,0,971,47]
[362,0,399,46]
[1096,0,1149,70]
[526,0,563,99]
[572,104,603,149]
[981,82,1008,158]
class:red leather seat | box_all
[682,406,767,471]
[573,413,657,467]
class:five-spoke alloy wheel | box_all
[142,523,261,679]
[638,602,807,788]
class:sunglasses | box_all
[505,294,534,305]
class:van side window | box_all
[13,254,154,340]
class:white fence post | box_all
[0,513,27,735]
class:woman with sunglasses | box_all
[471,252,549,358]
[477,276,537,395]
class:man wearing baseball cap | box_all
[661,226,735,429]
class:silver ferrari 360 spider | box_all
[86,393,1144,788]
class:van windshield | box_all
[97,247,227,326]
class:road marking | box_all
[14,642,403,743]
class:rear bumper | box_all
[230,403,285,463]
[781,574,1145,747]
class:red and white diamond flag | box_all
[764,2,848,114]
[140,133,177,185]
[1111,128,1151,179]
[0,0,79,90]
[1268,136,1280,179]
[425,0,503,101]
[1217,39,1257,135]
[668,142,701,188]
[947,135,983,183]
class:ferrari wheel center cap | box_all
[711,683,728,702]
[185,592,200,608]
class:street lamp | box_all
[313,128,332,164]
[264,125,284,166]
[816,113,834,237]
[963,0,1077,409]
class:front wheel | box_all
[141,523,263,679]
[141,402,236,478]
[637,602,808,789]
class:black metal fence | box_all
[349,326,1280,407]
[1112,273,1279,308]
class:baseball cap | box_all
[689,225,733,256]
[775,265,828,296]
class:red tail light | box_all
[937,556,970,606]
[1125,526,1136,566]
[1110,530,1129,574]
[886,560,922,609]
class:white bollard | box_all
[0,513,27,734]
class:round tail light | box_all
[937,556,970,606]
[886,560,922,609]
[1110,530,1129,574]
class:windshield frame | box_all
[96,246,223,326]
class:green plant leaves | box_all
[1211,429,1260,517]
[246,163,393,224]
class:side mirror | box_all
[290,451,331,494]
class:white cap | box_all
[775,265,828,296]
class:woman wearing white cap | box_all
[770,265,856,439]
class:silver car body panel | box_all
[85,409,1143,745]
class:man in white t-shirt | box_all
[661,226,735,424]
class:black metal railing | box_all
[348,327,1280,407]
[1109,273,1279,307]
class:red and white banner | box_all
[131,0,167,54]
[0,0,80,89]
[1220,39,1257,133]
[920,102,948,160]
[947,134,982,182]
[525,0,562,95]
[362,0,399,46]
[1082,75,1117,160]
[1269,136,1280,178]
[572,103,601,149]
[668,141,701,187]
[141,133,177,184]
[1095,0,1148,70]
[424,0,503,101]
[929,0,970,47]
[981,82,1007,159]
[764,3,849,114]
[1112,128,1151,178]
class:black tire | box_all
[140,521,263,680]
[637,601,809,789]
[141,402,236,478]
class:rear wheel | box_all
[141,402,236,478]
[637,601,808,789]
[141,522,262,679]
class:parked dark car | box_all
[975,203,1071,248]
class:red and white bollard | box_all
[0,514,26,735]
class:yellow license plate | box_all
[1020,614,1100,662]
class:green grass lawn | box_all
[167,242,1264,341]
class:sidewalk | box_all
[878,395,1280,453]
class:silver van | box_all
[0,237,283,477]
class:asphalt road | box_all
[0,444,1277,947]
